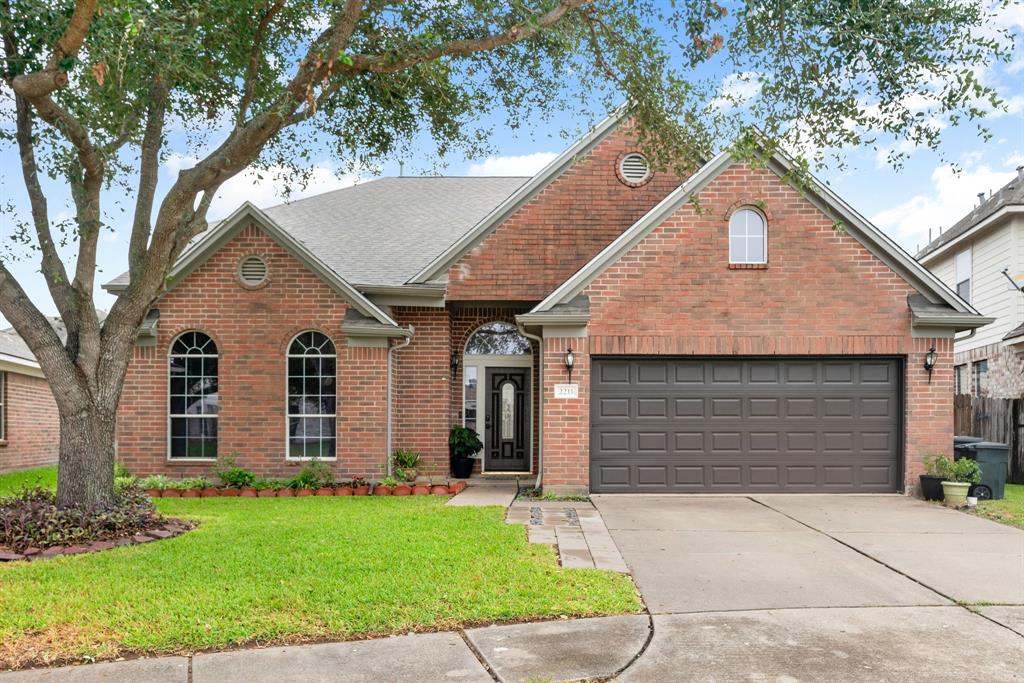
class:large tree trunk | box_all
[55,400,118,508]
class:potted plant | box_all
[375,476,397,496]
[352,478,371,496]
[941,457,982,508]
[393,449,422,482]
[449,426,481,479]
[919,454,949,501]
[335,481,353,496]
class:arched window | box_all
[465,322,531,356]
[169,331,219,459]
[729,207,767,264]
[287,331,337,459]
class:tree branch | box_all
[236,0,286,126]
[7,0,97,99]
[128,79,168,282]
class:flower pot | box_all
[145,488,162,498]
[335,486,353,496]
[431,485,450,496]
[257,489,276,497]
[941,481,971,507]
[239,487,257,497]
[180,489,200,498]
[353,485,370,496]
[451,456,475,479]
[393,484,412,496]
[277,488,294,497]
[919,474,945,502]
[402,469,418,483]
[201,487,220,498]
[315,487,335,496]
[162,489,181,498]
[412,484,430,495]
[295,488,314,497]
[374,485,393,496]
[221,488,241,497]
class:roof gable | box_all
[532,146,985,324]
[409,104,632,284]
[152,203,400,328]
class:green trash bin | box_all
[962,442,1008,501]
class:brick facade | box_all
[0,371,59,473]
[116,225,388,480]
[446,126,682,301]
[953,342,1024,399]
[540,164,953,494]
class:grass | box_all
[0,466,640,669]
[0,466,58,496]
[972,482,1024,530]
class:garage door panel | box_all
[590,357,901,493]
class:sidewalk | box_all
[0,614,651,683]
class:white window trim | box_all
[955,247,972,304]
[166,332,219,462]
[285,331,338,461]
[728,207,768,265]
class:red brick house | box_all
[106,110,991,494]
[0,329,59,473]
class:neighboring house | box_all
[0,329,59,472]
[917,170,1024,399]
[105,110,990,495]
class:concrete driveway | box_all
[593,494,1024,681]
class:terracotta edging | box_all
[0,519,194,563]
[145,482,470,499]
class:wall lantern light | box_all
[924,345,937,383]
[565,348,576,382]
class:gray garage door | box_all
[590,357,901,493]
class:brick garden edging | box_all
[147,480,469,499]
[0,518,194,563]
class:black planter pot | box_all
[451,455,475,479]
[919,474,945,501]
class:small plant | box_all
[137,475,172,490]
[379,476,399,488]
[270,479,289,491]
[947,457,982,484]
[175,478,207,490]
[923,454,953,478]
[214,454,256,489]
[252,478,273,490]
[449,426,482,459]
[290,459,333,489]
[352,478,369,488]
[393,449,422,481]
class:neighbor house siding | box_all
[0,371,59,473]
[541,163,951,493]
[116,224,389,480]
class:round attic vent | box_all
[618,152,651,186]
[239,255,268,286]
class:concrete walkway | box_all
[505,500,629,572]
[595,494,1024,681]
[446,479,518,507]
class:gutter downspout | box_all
[518,323,544,491]
[386,327,414,477]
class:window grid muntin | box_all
[169,331,219,460]
[728,208,767,264]
[287,331,337,459]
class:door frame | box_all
[462,354,533,474]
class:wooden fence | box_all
[953,395,1024,484]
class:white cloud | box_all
[710,71,761,111]
[206,163,358,219]
[870,164,1016,252]
[467,152,557,177]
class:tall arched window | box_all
[728,207,767,264]
[287,331,337,459]
[169,331,219,459]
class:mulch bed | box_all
[0,518,194,563]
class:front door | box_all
[485,367,531,472]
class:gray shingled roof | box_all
[0,331,36,363]
[917,170,1024,259]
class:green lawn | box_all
[973,483,1024,530]
[0,465,58,496]
[0,467,640,669]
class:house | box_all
[105,110,991,494]
[917,170,1024,398]
[0,328,59,472]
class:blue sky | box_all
[3,4,1024,326]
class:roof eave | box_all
[917,205,1024,265]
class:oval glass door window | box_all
[501,382,515,440]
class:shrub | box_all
[947,457,982,484]
[137,475,172,490]
[175,478,208,490]
[289,460,332,489]
[214,455,256,489]
[449,426,482,459]
[0,486,165,552]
